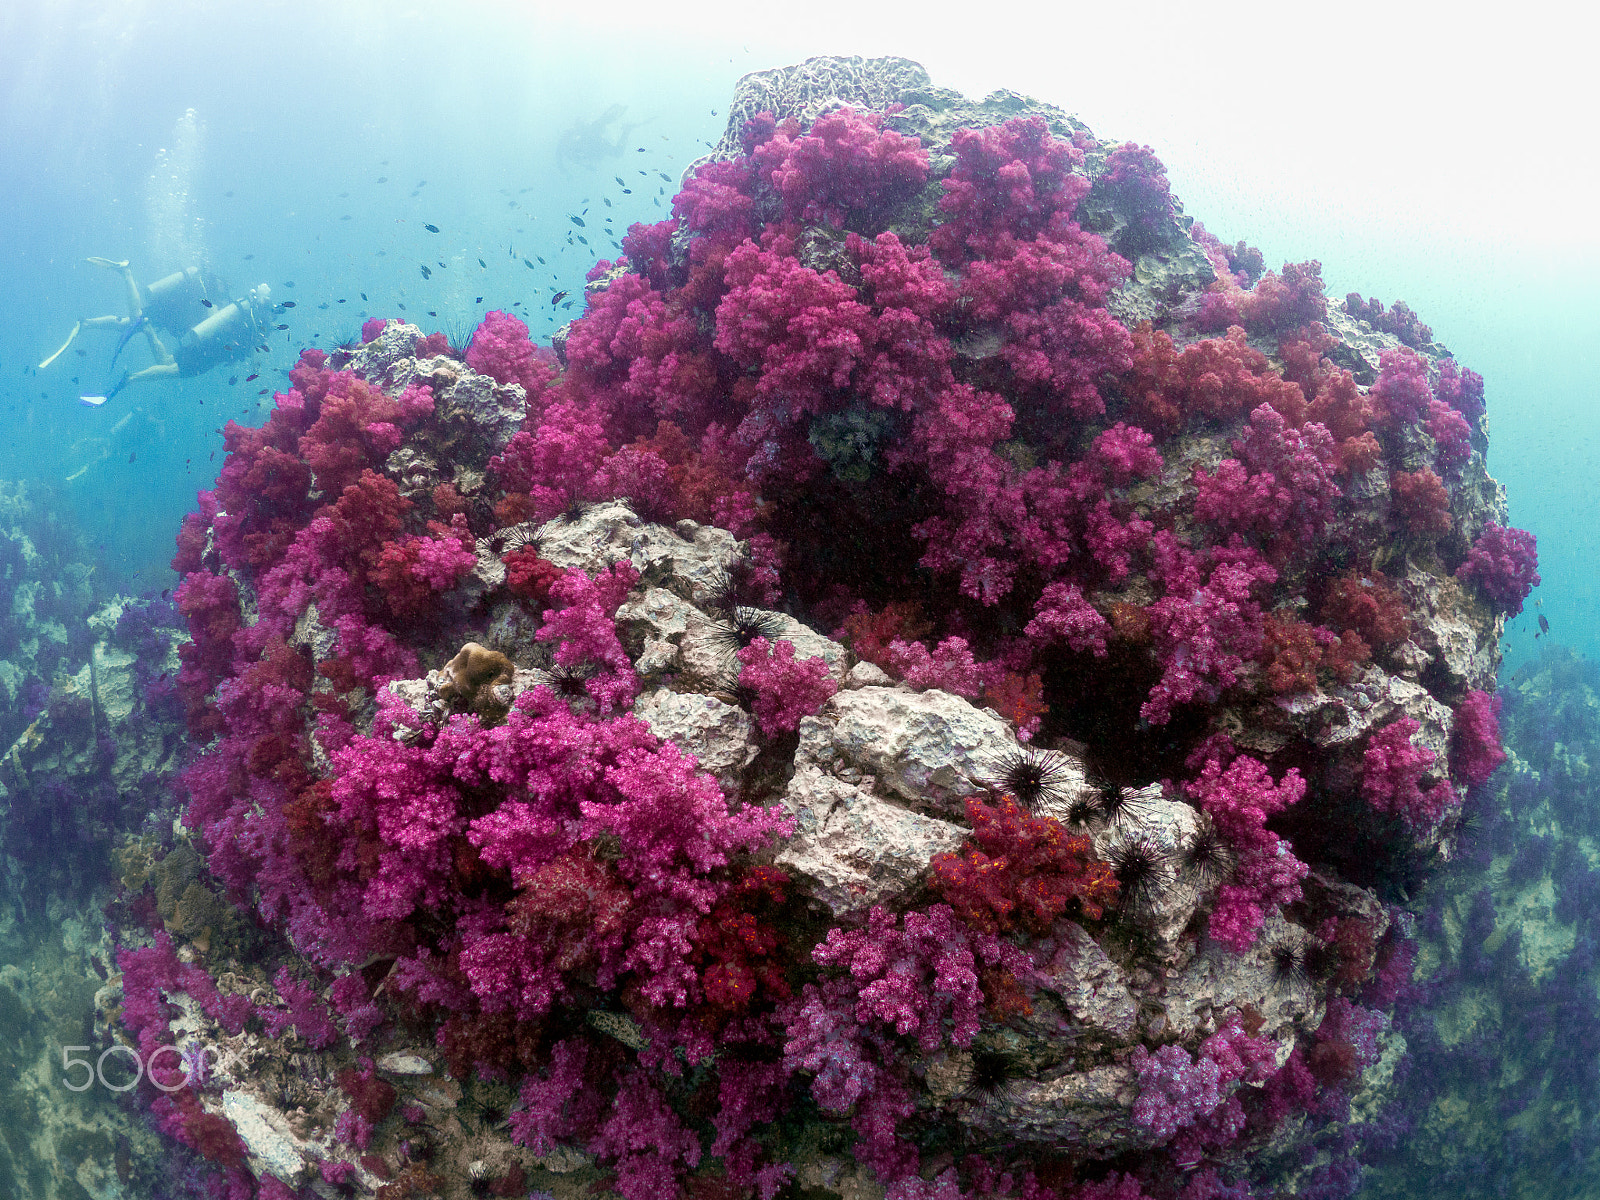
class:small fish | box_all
[285,281,295,287]
[246,373,259,381]
[200,298,213,308]
[478,258,487,268]
[397,303,406,311]
[636,146,646,152]
[281,300,296,308]
[603,198,612,207]
[318,303,329,310]
[475,296,483,303]
[160,588,170,599]
[129,452,136,462]
[417,180,426,188]
[537,256,545,264]
[420,265,432,279]
[427,310,437,317]
[275,323,289,329]
[576,235,588,245]
[228,375,237,385]
[258,388,268,394]
[337,298,346,303]
[425,223,440,233]
[621,188,631,195]
[339,192,349,198]
[244,253,256,260]
[361,292,368,301]
[551,290,569,307]
[1538,614,1551,638]
[523,258,536,269]
[340,214,352,220]
[377,176,388,183]
[614,175,626,186]
[569,215,585,227]
[658,172,671,181]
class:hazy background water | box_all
[2,0,1594,675]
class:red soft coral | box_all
[931,794,1119,935]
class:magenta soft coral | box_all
[1456,520,1540,615]
[736,636,837,735]
[1450,688,1506,787]
[1185,747,1309,951]
[466,309,557,402]
[752,106,929,227]
[1131,1014,1277,1142]
[1361,717,1456,828]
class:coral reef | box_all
[102,54,1530,1200]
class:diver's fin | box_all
[108,314,147,371]
[94,370,132,404]
[86,257,130,269]
[39,321,81,370]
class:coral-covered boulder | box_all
[112,54,1527,1200]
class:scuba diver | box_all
[40,257,275,405]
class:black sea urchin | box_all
[1181,820,1236,889]
[1108,835,1171,917]
[985,747,1075,812]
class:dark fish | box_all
[478,258,487,268]
[475,296,483,303]
[225,190,234,197]
[285,281,295,287]
[622,189,631,195]
[437,261,446,269]
[337,298,346,303]
[603,198,612,207]
[524,258,536,269]
[246,373,258,381]
[425,223,440,233]
[636,147,646,152]
[200,298,213,308]
[658,172,670,181]
[275,323,289,329]
[551,291,568,306]
[258,388,268,394]
[397,304,406,311]
[340,214,352,220]
[614,175,626,185]
[318,303,329,309]
[281,300,296,308]
[377,176,387,183]
[576,235,588,245]
[228,376,237,385]
[129,452,136,462]
[427,310,437,317]
[569,215,585,227]
[417,180,426,187]
[361,292,368,300]
[1538,614,1551,637]
[244,253,256,259]
[561,299,574,308]
[420,265,432,279]
[339,192,348,198]
[537,256,545,264]
[160,588,170,599]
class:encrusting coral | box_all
[104,55,1533,1200]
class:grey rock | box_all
[778,763,966,916]
[221,1089,310,1184]
[632,688,757,784]
[1030,921,1139,1040]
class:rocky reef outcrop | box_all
[100,54,1530,1200]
